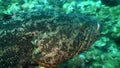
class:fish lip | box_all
[96,23,100,32]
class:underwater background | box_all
[0,0,120,68]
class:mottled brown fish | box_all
[0,11,100,68]
[31,13,100,68]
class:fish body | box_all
[0,11,100,68]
